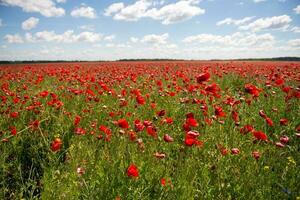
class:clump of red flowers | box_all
[245,84,261,97]
[184,130,203,147]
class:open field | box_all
[0,61,299,199]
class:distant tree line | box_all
[0,57,299,64]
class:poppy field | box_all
[0,61,299,200]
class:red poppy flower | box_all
[134,120,145,132]
[127,164,139,178]
[163,117,173,124]
[184,137,196,146]
[232,111,239,122]
[10,126,17,136]
[253,131,268,141]
[163,134,174,142]
[220,148,228,156]
[156,110,166,117]
[245,84,261,97]
[231,148,240,155]
[51,138,62,152]
[196,72,210,83]
[215,106,226,117]
[10,112,19,118]
[118,119,129,129]
[136,95,145,105]
[279,118,288,126]
[147,126,157,138]
[280,135,289,144]
[39,90,49,97]
[186,117,198,127]
[74,127,86,135]
[265,117,273,126]
[161,178,166,186]
[275,79,284,85]
[240,124,254,134]
[259,110,267,119]
[184,130,200,147]
[74,115,81,126]
[143,120,152,127]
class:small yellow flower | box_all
[287,156,296,166]
[264,166,270,171]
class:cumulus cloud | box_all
[0,0,65,17]
[104,0,205,24]
[291,26,300,33]
[113,0,152,21]
[104,2,124,16]
[144,0,205,25]
[71,6,97,19]
[182,32,275,47]
[294,5,300,14]
[4,30,104,43]
[4,34,24,43]
[288,39,300,47]
[141,33,169,44]
[216,16,255,26]
[104,35,115,42]
[239,15,292,32]
[22,17,39,30]
[35,30,102,43]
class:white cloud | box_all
[22,17,39,30]
[288,39,300,47]
[4,34,24,43]
[113,0,152,21]
[182,32,275,47]
[104,35,115,41]
[104,2,124,16]
[56,0,66,3]
[1,0,65,17]
[0,19,2,27]
[71,6,97,19]
[294,5,300,14]
[291,26,300,33]
[239,15,292,32]
[141,33,169,44]
[216,16,255,26]
[130,37,139,43]
[25,32,34,42]
[144,0,205,25]
[105,0,205,24]
[6,30,104,43]
[253,0,266,3]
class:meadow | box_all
[0,61,299,200]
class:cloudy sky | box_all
[0,0,299,60]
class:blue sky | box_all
[0,0,299,60]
